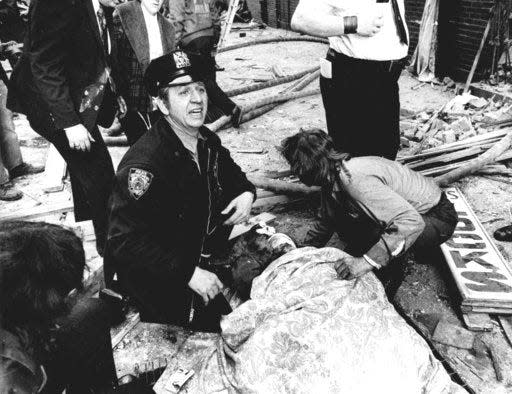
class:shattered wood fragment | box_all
[487,343,505,383]
[432,320,475,349]
[462,313,493,332]
[435,130,512,186]
[498,316,512,347]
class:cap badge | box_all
[173,51,191,69]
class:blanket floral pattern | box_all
[189,247,466,394]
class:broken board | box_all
[441,187,512,314]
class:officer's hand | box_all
[356,12,384,37]
[334,255,373,280]
[117,95,127,119]
[222,191,254,225]
[188,267,224,304]
[64,124,95,152]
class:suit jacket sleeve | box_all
[108,166,197,287]
[28,0,81,130]
[110,10,128,100]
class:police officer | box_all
[104,50,255,326]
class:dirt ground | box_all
[4,25,512,392]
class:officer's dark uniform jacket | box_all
[104,118,255,324]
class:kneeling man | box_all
[280,129,458,297]
[104,51,255,325]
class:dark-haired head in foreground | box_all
[0,221,84,346]
[1,221,121,393]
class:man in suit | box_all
[8,0,123,255]
[112,0,175,145]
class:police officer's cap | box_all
[144,50,203,97]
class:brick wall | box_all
[259,0,495,81]
[436,0,494,81]
[404,0,426,59]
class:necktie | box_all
[96,7,109,52]
[390,0,408,45]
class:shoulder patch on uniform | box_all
[128,168,153,200]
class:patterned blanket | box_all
[187,247,466,394]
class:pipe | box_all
[225,66,319,97]
[219,36,328,53]
[243,88,320,113]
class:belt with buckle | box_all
[326,48,406,74]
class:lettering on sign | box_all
[441,188,512,306]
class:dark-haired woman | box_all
[280,128,458,296]
[0,221,119,393]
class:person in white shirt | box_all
[111,0,176,145]
[291,0,409,160]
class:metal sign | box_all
[441,187,512,311]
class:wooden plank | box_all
[42,144,67,193]
[217,0,241,50]
[0,200,74,221]
[432,320,475,349]
[463,313,494,331]
[252,195,301,209]
[441,187,512,311]
[112,312,141,349]
[408,146,483,169]
[263,169,292,179]
[463,16,492,94]
[462,305,512,315]
[498,316,512,347]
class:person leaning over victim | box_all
[104,50,255,328]
[291,0,408,160]
[280,129,458,297]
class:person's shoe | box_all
[9,162,45,180]
[231,105,243,128]
[0,183,23,201]
[494,224,512,242]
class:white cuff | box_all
[363,254,381,270]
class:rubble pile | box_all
[400,93,511,150]
[399,93,512,178]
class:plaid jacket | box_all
[112,2,175,113]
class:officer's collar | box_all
[157,117,216,155]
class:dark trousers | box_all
[204,78,237,124]
[49,126,115,254]
[320,49,403,160]
[375,192,458,298]
[42,299,117,394]
[0,80,22,185]
[22,96,114,254]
